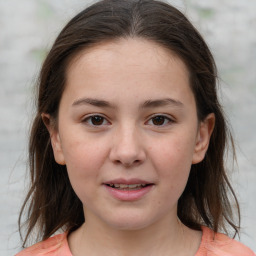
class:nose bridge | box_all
[109,121,145,166]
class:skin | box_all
[43,38,215,256]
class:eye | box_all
[147,115,173,126]
[82,115,109,126]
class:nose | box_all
[109,125,146,167]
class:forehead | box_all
[63,38,194,108]
[67,38,190,82]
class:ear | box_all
[41,113,66,165]
[192,113,215,164]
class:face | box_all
[45,38,214,231]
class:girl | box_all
[17,0,255,255]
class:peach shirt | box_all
[16,226,255,256]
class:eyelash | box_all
[82,115,110,127]
[82,114,174,127]
[146,115,174,126]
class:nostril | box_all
[109,142,146,167]
[124,159,141,167]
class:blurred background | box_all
[0,0,255,254]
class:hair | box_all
[19,0,240,247]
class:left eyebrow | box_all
[140,98,184,109]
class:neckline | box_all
[64,226,209,256]
[195,226,213,255]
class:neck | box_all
[68,213,201,256]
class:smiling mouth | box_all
[104,181,154,200]
[106,184,150,190]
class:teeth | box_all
[108,184,147,189]
[127,184,138,189]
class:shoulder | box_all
[196,226,255,256]
[15,232,72,256]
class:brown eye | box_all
[147,115,173,126]
[83,115,108,126]
[152,116,166,126]
[91,116,104,125]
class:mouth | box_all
[103,179,154,201]
[105,183,150,190]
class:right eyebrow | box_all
[72,98,116,109]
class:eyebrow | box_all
[140,98,184,109]
[72,98,116,108]
[72,97,183,109]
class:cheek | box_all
[61,135,108,181]
[61,138,108,204]
[150,136,195,189]
[153,136,194,169]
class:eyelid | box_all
[145,114,175,126]
[80,113,175,127]
[82,114,111,126]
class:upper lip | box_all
[103,178,153,185]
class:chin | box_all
[103,213,156,231]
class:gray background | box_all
[0,0,255,255]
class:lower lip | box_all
[104,185,153,201]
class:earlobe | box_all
[192,113,215,164]
[41,113,66,165]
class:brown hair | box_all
[19,0,240,247]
